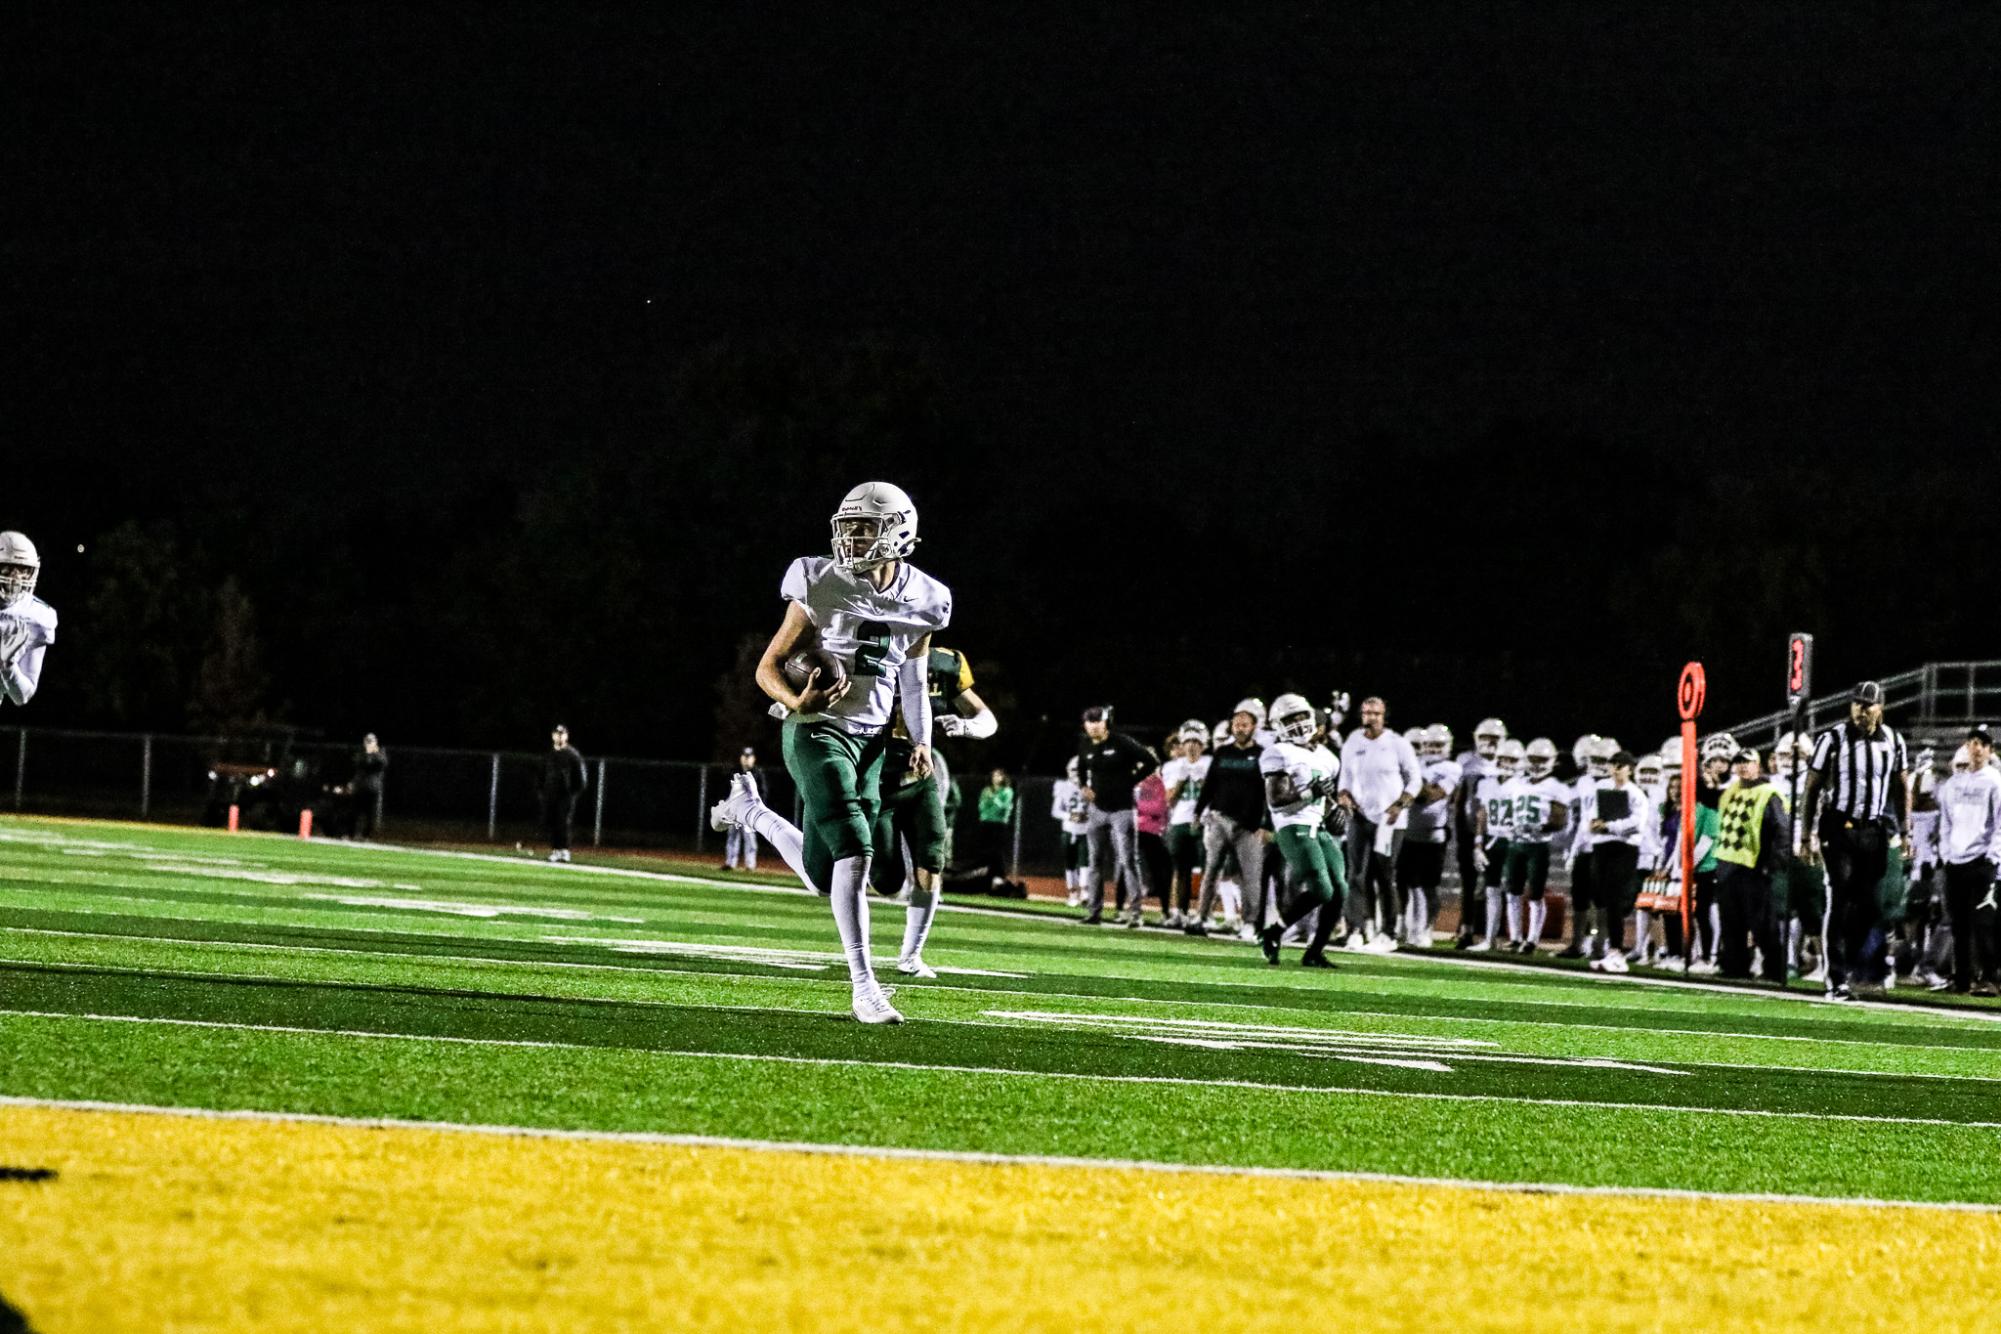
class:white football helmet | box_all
[1065,755,1080,782]
[0,532,39,609]
[1326,690,1352,732]
[1495,738,1526,776]
[830,482,919,572]
[1269,693,1318,745]
[1913,745,1936,775]
[1473,717,1507,760]
[1635,754,1665,788]
[1212,719,1232,747]
[1179,718,1208,747]
[1571,734,1602,768]
[1526,738,1558,779]
[1586,735,1618,779]
[1424,724,1453,760]
[1700,732,1739,765]
[1232,697,1267,726]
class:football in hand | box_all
[782,647,847,694]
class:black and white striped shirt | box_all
[1808,720,1908,823]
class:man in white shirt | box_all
[1337,696,1423,949]
[1937,726,2001,996]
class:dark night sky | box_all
[8,4,1999,763]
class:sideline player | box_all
[1503,738,1570,954]
[1453,718,1506,947]
[1470,738,1522,949]
[1052,756,1091,906]
[870,642,995,978]
[0,532,55,709]
[1257,694,1347,968]
[1159,720,1212,928]
[712,482,951,1024]
[1400,724,1462,947]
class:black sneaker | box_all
[1183,921,1208,937]
[1260,925,1283,965]
[1076,913,1103,926]
[1520,942,1538,957]
[1556,945,1586,960]
[1825,982,1857,1002]
[1300,950,1337,969]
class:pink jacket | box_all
[1134,773,1169,837]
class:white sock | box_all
[747,807,813,891]
[1506,894,1524,941]
[1484,893,1504,944]
[828,854,876,986]
[901,887,938,961]
[1633,909,1651,954]
[1218,881,1242,920]
[1527,899,1547,945]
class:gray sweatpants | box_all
[1197,812,1270,927]
[723,826,758,869]
[1085,806,1144,916]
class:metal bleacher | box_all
[1721,661,2001,751]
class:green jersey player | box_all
[1256,693,1349,969]
[871,643,995,978]
[709,482,952,1024]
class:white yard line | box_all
[1,1092,1995,1215]
[4,1006,2001,1132]
[7,927,2001,1078]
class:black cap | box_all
[1610,749,1636,769]
[740,746,756,757]
[1968,724,1994,747]
[1082,705,1110,723]
[1732,747,1759,764]
[1853,680,1885,706]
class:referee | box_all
[1802,681,1910,1000]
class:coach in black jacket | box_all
[541,724,590,864]
[1076,706,1159,924]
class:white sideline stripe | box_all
[8,928,2001,1084]
[5,1006,2001,1133]
[1,1093,1995,1216]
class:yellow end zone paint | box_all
[2,1104,1998,1332]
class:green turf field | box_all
[4,814,2001,1330]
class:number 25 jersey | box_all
[781,556,953,734]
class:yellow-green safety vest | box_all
[1714,781,1780,869]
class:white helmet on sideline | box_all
[0,532,39,609]
[1495,738,1526,776]
[1526,738,1559,779]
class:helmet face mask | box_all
[1587,736,1617,779]
[830,483,919,572]
[1495,738,1525,776]
[1422,724,1452,760]
[1526,738,1558,779]
[1269,693,1317,745]
[1474,718,1506,760]
[1636,757,1664,787]
[0,532,39,608]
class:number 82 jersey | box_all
[781,556,953,734]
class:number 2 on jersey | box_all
[851,621,894,679]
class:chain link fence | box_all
[0,726,1058,876]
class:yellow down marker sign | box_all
[2,1104,1998,1332]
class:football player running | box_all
[1502,738,1571,954]
[0,533,56,709]
[713,482,951,1025]
[868,643,995,979]
[1257,694,1348,969]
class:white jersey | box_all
[1161,754,1212,826]
[1585,778,1645,847]
[0,595,57,706]
[1051,778,1090,835]
[1476,773,1515,843]
[1405,758,1462,844]
[1504,775,1571,846]
[780,556,952,734]
[1260,741,1339,831]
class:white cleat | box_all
[852,983,904,1024]
[709,772,763,833]
[1600,952,1630,974]
[1364,934,1398,954]
[895,955,937,980]
[1467,939,1493,953]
